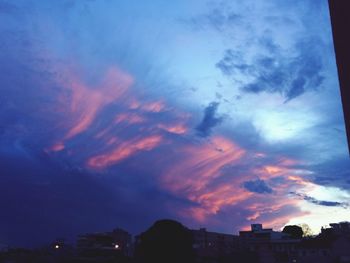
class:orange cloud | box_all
[87,135,163,169]
[255,159,310,183]
[264,165,285,175]
[287,175,311,186]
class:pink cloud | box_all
[87,135,163,169]
[141,101,166,112]
[64,67,133,139]
[157,123,188,134]
[46,142,65,152]
[114,113,146,125]
[160,136,248,220]
[47,66,134,151]
[154,136,314,228]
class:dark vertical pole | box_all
[328,0,350,155]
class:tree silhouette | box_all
[135,219,195,263]
[282,225,303,239]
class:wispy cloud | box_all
[216,37,325,102]
[87,135,163,169]
[291,192,349,208]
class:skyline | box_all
[0,0,349,247]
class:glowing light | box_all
[253,108,319,142]
[114,244,119,249]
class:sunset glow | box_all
[0,0,348,247]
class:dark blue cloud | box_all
[0,142,190,248]
[290,192,348,208]
[216,49,252,77]
[216,37,325,102]
[243,179,273,194]
[316,200,344,207]
[196,102,223,137]
[308,157,350,190]
[285,77,306,101]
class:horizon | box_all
[3,218,347,249]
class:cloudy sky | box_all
[0,0,349,247]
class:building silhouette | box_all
[0,221,349,263]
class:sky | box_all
[0,0,349,247]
